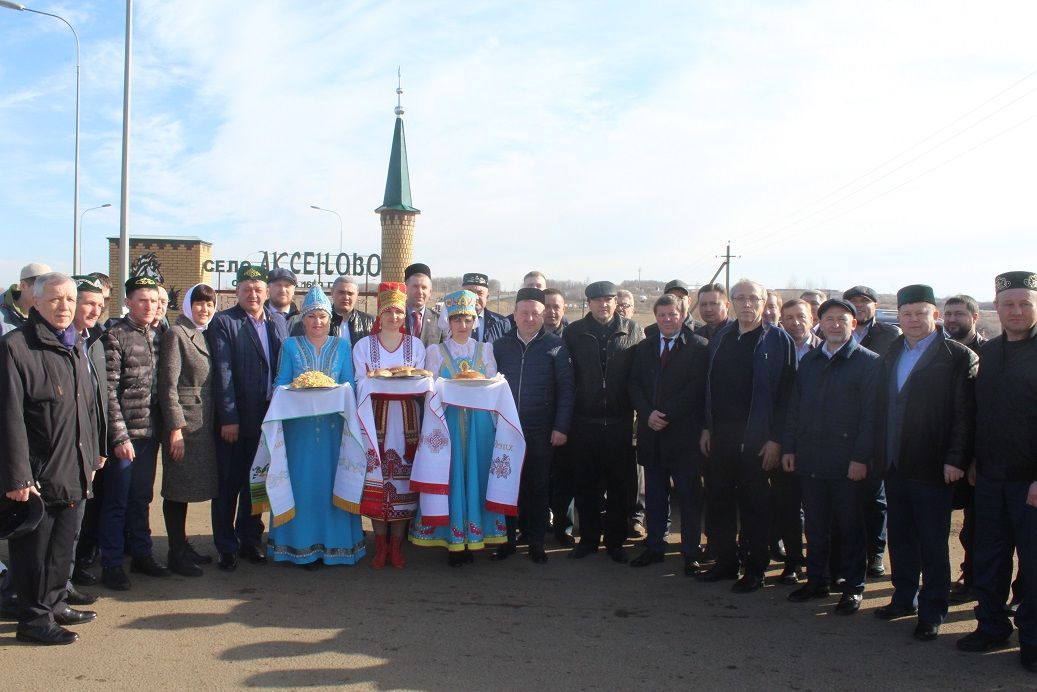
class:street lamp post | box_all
[79,203,112,270]
[309,205,344,253]
[1,1,81,273]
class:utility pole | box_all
[715,240,739,294]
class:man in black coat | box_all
[564,280,644,563]
[492,288,575,563]
[844,284,902,578]
[957,271,1037,673]
[783,299,880,614]
[872,284,977,641]
[208,265,288,571]
[0,273,101,645]
[628,294,708,575]
[288,278,374,345]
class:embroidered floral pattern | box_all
[451,526,465,539]
[490,454,512,479]
[365,449,380,472]
[423,429,448,453]
[468,521,482,537]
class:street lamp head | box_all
[310,205,321,210]
[102,203,112,208]
[0,2,27,11]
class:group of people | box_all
[0,259,1034,677]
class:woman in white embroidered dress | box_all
[352,282,426,568]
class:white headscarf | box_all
[182,283,214,331]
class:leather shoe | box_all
[568,543,599,559]
[696,564,739,583]
[553,531,575,547]
[529,544,548,564]
[238,544,267,565]
[948,582,975,604]
[788,582,831,602]
[217,552,239,572]
[866,555,886,578]
[66,586,97,607]
[71,566,98,587]
[101,566,131,591]
[778,566,803,585]
[914,622,939,641]
[683,559,701,577]
[606,547,629,564]
[185,541,213,565]
[732,574,764,593]
[875,602,918,620]
[956,628,1013,652]
[130,555,171,578]
[630,549,665,568]
[835,592,862,615]
[16,624,78,645]
[54,607,97,626]
[490,543,516,561]
[76,545,98,568]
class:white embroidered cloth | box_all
[249,384,367,526]
[410,376,526,525]
[355,375,435,477]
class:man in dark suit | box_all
[873,285,977,641]
[402,263,442,347]
[628,294,709,576]
[844,284,902,579]
[463,272,508,343]
[289,278,374,345]
[208,265,288,571]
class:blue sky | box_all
[1,1,1034,300]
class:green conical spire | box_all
[376,115,419,213]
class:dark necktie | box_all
[661,337,673,368]
[412,310,422,339]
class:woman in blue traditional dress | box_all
[409,289,508,566]
[268,286,365,569]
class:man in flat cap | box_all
[403,263,442,347]
[784,298,880,613]
[0,272,101,644]
[98,275,168,591]
[265,267,299,320]
[207,265,288,571]
[462,273,508,344]
[872,285,977,640]
[843,284,902,579]
[958,271,1037,672]
[564,280,644,562]
[698,279,795,592]
[492,287,575,563]
[1,262,51,336]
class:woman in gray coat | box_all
[158,284,219,576]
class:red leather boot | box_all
[370,535,388,569]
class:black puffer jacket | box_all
[0,309,99,502]
[564,312,644,425]
[493,328,575,434]
[104,317,161,446]
[976,325,1037,482]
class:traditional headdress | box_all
[994,271,1037,294]
[372,281,407,335]
[300,285,332,316]
[444,289,478,318]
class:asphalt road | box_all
[1,497,1033,691]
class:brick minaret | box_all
[376,77,420,283]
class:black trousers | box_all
[705,435,771,575]
[506,428,554,546]
[549,443,574,534]
[770,468,804,568]
[75,466,103,563]
[9,501,79,630]
[801,475,866,594]
[571,421,635,550]
[213,435,265,554]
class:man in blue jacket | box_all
[783,298,880,614]
[207,265,288,571]
[491,288,575,563]
[698,279,796,592]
